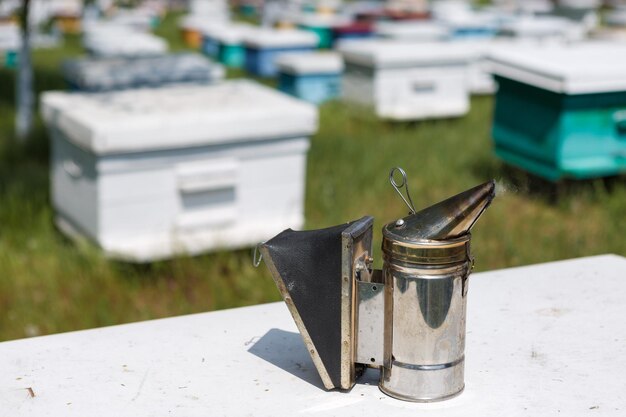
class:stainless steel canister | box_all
[379,224,473,402]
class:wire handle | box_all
[389,167,416,214]
[252,243,264,267]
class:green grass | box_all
[1,13,625,341]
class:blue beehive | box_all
[276,52,343,104]
[202,32,221,58]
[62,53,225,92]
[243,29,318,77]
[489,43,626,181]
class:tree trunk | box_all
[16,0,34,141]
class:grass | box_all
[1,13,625,341]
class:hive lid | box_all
[339,40,473,68]
[499,16,576,37]
[488,42,626,94]
[276,52,344,74]
[41,80,318,155]
[243,29,319,48]
[209,24,255,44]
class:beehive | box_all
[489,43,626,181]
[41,80,318,261]
[339,40,472,120]
[62,53,225,92]
[276,52,343,104]
[243,29,318,77]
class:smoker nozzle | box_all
[390,179,496,241]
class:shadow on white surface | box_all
[247,328,382,393]
[247,328,327,390]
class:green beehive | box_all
[489,43,626,182]
[214,26,255,69]
[297,14,351,49]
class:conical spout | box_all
[398,180,496,241]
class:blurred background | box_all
[1,0,625,341]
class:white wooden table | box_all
[1,255,625,416]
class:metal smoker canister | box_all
[379,175,495,402]
[380,228,471,401]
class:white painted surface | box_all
[41,81,317,261]
[276,51,343,74]
[1,255,625,415]
[488,42,626,94]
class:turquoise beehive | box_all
[276,52,343,104]
[489,43,626,181]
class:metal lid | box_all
[382,172,495,264]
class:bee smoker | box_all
[257,168,495,402]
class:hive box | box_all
[41,80,318,261]
[83,25,168,57]
[200,22,228,58]
[375,21,450,41]
[489,43,626,181]
[498,15,585,43]
[0,23,18,68]
[277,52,343,104]
[62,53,225,92]
[296,14,352,49]
[203,23,254,68]
[339,40,472,120]
[243,29,318,77]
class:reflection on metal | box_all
[257,168,496,402]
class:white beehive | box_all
[83,23,168,57]
[374,21,450,42]
[41,80,318,262]
[0,22,18,49]
[500,15,586,41]
[339,40,472,120]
